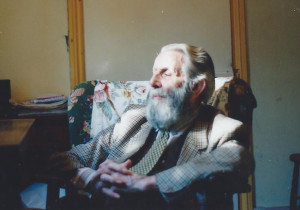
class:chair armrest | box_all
[204,172,251,194]
[34,167,77,188]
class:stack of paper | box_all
[11,94,68,116]
[31,94,67,104]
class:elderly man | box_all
[52,43,254,210]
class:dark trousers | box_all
[54,190,233,210]
[55,190,167,210]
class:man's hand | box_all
[100,172,157,199]
[87,159,157,199]
[88,159,132,194]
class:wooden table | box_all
[0,118,35,146]
[16,109,70,151]
[0,119,35,209]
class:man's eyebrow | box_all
[174,67,182,74]
[153,66,167,71]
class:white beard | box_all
[146,84,196,132]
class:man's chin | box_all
[148,98,167,107]
[146,105,176,131]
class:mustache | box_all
[148,88,167,97]
[147,87,178,100]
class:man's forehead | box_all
[154,50,184,67]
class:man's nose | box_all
[150,74,162,89]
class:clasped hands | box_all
[88,159,156,199]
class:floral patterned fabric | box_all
[208,77,257,125]
[68,78,256,146]
[208,77,233,116]
[68,80,98,146]
[90,81,150,138]
[68,80,150,146]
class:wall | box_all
[3,0,298,207]
[84,0,233,81]
[0,0,70,102]
[247,0,300,207]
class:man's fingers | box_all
[100,173,126,186]
[100,160,132,175]
[90,169,106,184]
[108,160,132,174]
[97,167,111,175]
[102,187,120,199]
[122,159,132,169]
[100,173,115,183]
[94,180,103,191]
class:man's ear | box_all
[190,79,206,104]
[193,79,206,96]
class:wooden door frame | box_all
[230,0,254,210]
[230,0,249,82]
[67,0,254,209]
[68,0,86,89]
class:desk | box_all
[0,119,35,209]
[15,109,70,151]
[0,118,35,146]
[15,110,71,178]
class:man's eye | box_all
[162,72,171,78]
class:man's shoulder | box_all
[122,104,147,119]
[199,105,243,129]
[117,104,147,127]
[213,112,243,130]
[194,105,247,146]
[208,106,248,147]
[124,104,147,113]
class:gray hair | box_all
[160,43,215,104]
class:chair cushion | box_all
[208,76,233,116]
[68,80,98,146]
[90,81,150,138]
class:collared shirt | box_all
[149,130,188,175]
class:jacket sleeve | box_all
[48,104,145,189]
[155,119,255,203]
[48,124,116,189]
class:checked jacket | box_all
[51,104,254,206]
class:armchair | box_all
[45,77,256,209]
[68,77,256,147]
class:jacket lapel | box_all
[109,122,153,163]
